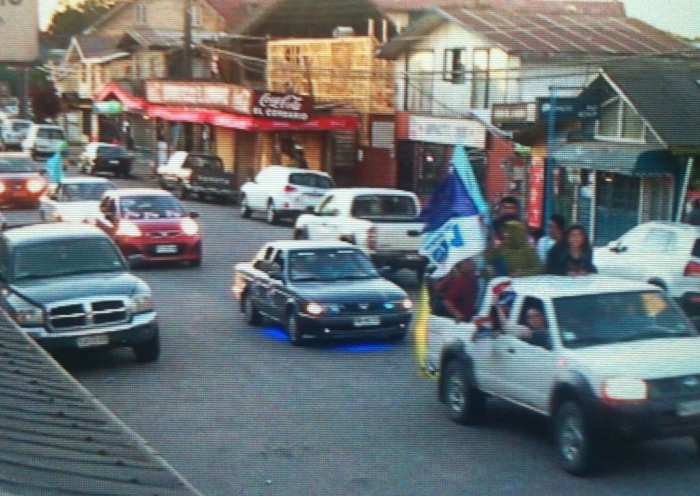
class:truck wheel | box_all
[133,331,160,363]
[287,312,304,346]
[240,195,252,218]
[242,292,261,325]
[554,401,600,476]
[442,360,486,425]
[266,201,279,225]
[293,228,309,240]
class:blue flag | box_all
[419,146,488,279]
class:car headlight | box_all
[131,294,155,314]
[26,177,46,194]
[181,217,199,235]
[116,219,142,237]
[0,182,6,194]
[303,301,325,316]
[384,298,414,312]
[601,376,648,402]
[7,295,44,327]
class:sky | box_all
[37,0,700,38]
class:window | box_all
[471,48,509,108]
[597,97,645,141]
[443,48,466,84]
[406,50,434,112]
[641,229,676,252]
[134,3,147,25]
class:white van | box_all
[0,118,33,150]
[22,124,66,160]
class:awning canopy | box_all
[94,83,360,131]
[551,144,681,177]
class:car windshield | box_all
[553,291,697,348]
[12,122,30,132]
[97,145,128,157]
[37,129,64,139]
[12,237,125,281]
[61,182,115,201]
[119,195,186,219]
[0,156,40,173]
[351,195,417,218]
[289,249,378,281]
[289,173,334,189]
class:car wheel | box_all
[266,201,279,225]
[555,401,600,476]
[442,360,486,425]
[287,312,304,346]
[240,195,252,218]
[293,228,309,240]
[242,291,261,325]
[132,330,160,364]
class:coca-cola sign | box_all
[251,91,311,121]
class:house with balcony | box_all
[376,0,693,216]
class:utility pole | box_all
[183,0,193,80]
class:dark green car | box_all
[0,223,160,363]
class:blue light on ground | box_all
[260,325,394,352]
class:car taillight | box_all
[0,182,6,194]
[367,226,378,251]
[684,261,700,277]
[284,185,297,193]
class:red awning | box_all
[207,110,359,131]
[93,82,147,111]
[146,105,212,124]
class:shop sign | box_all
[536,97,599,121]
[250,91,311,121]
[92,101,124,114]
[407,115,486,148]
[527,157,545,228]
[146,81,252,114]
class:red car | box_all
[96,188,202,267]
[0,152,48,208]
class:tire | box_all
[240,195,252,218]
[266,201,279,225]
[287,312,303,346]
[293,228,309,240]
[242,292,261,325]
[442,360,486,425]
[133,331,160,363]
[554,401,600,476]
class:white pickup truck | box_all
[423,274,700,475]
[293,188,427,277]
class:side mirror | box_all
[268,270,283,280]
[607,241,625,253]
[189,211,200,219]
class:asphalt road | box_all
[4,168,700,496]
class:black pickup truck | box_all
[160,152,239,204]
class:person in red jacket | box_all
[433,257,480,323]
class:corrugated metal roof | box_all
[378,2,691,59]
[0,312,203,496]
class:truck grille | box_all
[648,374,700,400]
[48,299,129,331]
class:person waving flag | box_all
[413,146,488,376]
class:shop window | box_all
[443,48,466,84]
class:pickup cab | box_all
[423,274,700,475]
[157,151,238,203]
[294,188,427,277]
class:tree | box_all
[45,0,117,36]
[29,83,63,122]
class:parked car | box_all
[593,221,700,328]
[294,188,427,276]
[39,176,116,223]
[233,240,413,345]
[95,188,202,267]
[157,151,238,203]
[423,274,700,475]
[0,152,48,208]
[79,142,134,178]
[239,166,335,224]
[0,222,160,362]
[21,124,66,161]
[0,118,32,150]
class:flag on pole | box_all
[413,146,488,376]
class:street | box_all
[4,169,700,496]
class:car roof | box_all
[57,176,114,185]
[264,240,358,251]
[2,222,108,245]
[0,152,36,159]
[104,187,174,198]
[634,220,700,233]
[488,275,660,300]
[259,165,331,177]
[325,187,418,197]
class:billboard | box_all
[0,0,39,63]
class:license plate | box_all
[109,160,120,165]
[76,334,109,348]
[677,399,700,417]
[354,315,380,327]
[155,244,178,254]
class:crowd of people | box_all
[429,196,597,324]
